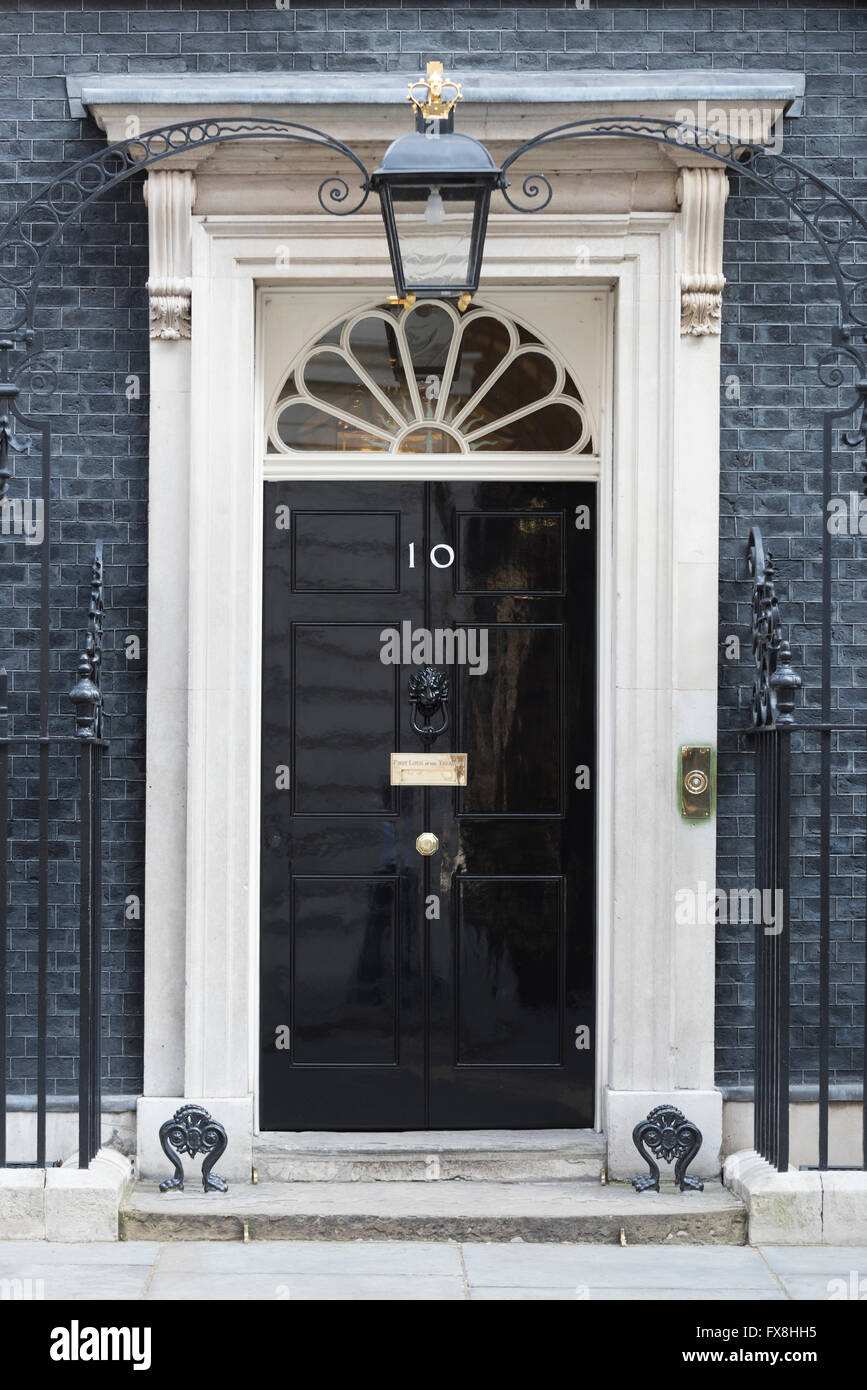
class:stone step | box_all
[253,1129,606,1184]
[121,1180,747,1245]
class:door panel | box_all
[260,479,595,1130]
[260,482,425,1130]
[291,875,400,1065]
[455,625,564,817]
[455,876,563,1066]
[292,623,400,816]
[428,481,595,1127]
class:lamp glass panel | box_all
[388,181,480,289]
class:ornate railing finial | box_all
[69,542,105,740]
[747,526,801,729]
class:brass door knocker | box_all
[408,665,449,742]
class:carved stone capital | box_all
[144,170,196,340]
[676,168,729,337]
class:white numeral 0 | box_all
[430,544,455,569]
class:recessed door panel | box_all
[291,876,399,1065]
[292,511,400,593]
[292,623,399,816]
[455,624,563,818]
[456,512,565,595]
[456,876,563,1066]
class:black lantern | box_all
[370,63,505,307]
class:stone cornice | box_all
[66,69,802,164]
[67,69,804,120]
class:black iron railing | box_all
[0,544,106,1169]
[748,525,867,1172]
[752,728,791,1170]
[748,527,799,1171]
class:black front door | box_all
[260,480,595,1130]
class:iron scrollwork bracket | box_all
[632,1104,704,1193]
[158,1104,228,1194]
[0,118,372,344]
[820,325,867,490]
[408,664,449,743]
[0,337,56,500]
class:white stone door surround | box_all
[135,207,722,1184]
[70,72,804,1183]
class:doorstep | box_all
[253,1128,606,1183]
[120,1180,747,1245]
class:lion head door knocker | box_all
[632,1104,704,1193]
[408,665,449,743]
[158,1103,228,1194]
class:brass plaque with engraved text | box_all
[390,753,468,786]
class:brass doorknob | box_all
[415,832,439,856]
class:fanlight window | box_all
[266,302,595,455]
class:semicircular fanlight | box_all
[267,302,595,455]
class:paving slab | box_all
[460,1242,776,1289]
[774,1274,859,1301]
[0,1240,857,1300]
[469,1286,787,1301]
[758,1245,867,1277]
[0,1239,159,1268]
[146,1271,465,1301]
[155,1238,463,1276]
[0,1263,152,1300]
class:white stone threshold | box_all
[725,1149,867,1246]
[255,1128,604,1154]
[0,1149,133,1242]
[254,1129,606,1184]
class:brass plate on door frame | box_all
[390,753,468,786]
[680,745,714,820]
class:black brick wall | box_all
[0,1,864,1095]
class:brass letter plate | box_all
[390,753,467,786]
